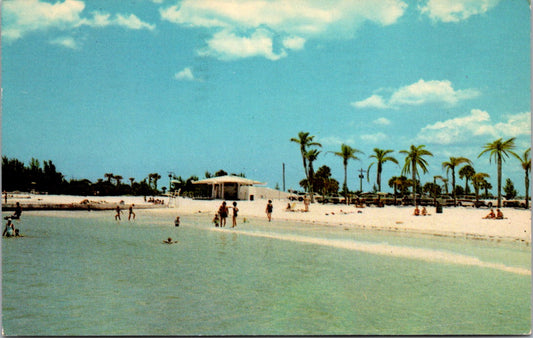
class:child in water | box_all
[212,214,220,227]
[174,216,180,227]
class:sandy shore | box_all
[3,194,531,244]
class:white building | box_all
[192,175,290,200]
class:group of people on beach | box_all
[114,204,136,221]
[213,201,239,227]
[212,200,275,227]
[413,206,430,216]
[483,208,504,219]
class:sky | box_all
[1,0,531,195]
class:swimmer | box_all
[163,237,178,244]
[174,216,180,227]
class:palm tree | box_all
[458,164,475,194]
[104,173,114,183]
[478,138,519,208]
[129,177,135,186]
[151,173,162,190]
[305,149,321,201]
[472,172,490,206]
[442,157,471,206]
[367,148,398,192]
[400,145,433,206]
[518,148,531,209]
[388,176,405,205]
[331,143,363,204]
[114,175,123,186]
[290,131,321,191]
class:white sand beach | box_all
[4,193,531,244]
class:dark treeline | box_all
[1,157,246,197]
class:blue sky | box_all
[2,0,531,194]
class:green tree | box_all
[518,148,531,209]
[442,157,471,206]
[290,131,321,192]
[367,148,398,192]
[400,145,433,206]
[458,164,475,194]
[331,143,363,204]
[503,178,517,199]
[472,172,490,205]
[478,137,519,208]
[305,148,321,200]
[314,165,339,196]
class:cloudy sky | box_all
[2,0,531,194]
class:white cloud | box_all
[373,117,391,125]
[282,36,306,51]
[115,14,155,31]
[199,29,286,61]
[360,132,387,143]
[352,94,388,109]
[174,67,195,81]
[417,109,531,145]
[2,0,155,43]
[160,0,407,61]
[49,36,78,49]
[353,79,480,109]
[419,0,500,23]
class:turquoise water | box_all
[2,211,530,335]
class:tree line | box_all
[1,157,247,198]
[291,132,531,208]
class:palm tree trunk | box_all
[412,160,417,207]
[343,163,348,205]
[497,156,502,208]
[452,169,456,207]
[525,170,529,209]
[377,163,382,192]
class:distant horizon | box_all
[2,0,530,195]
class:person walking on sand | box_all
[115,205,122,221]
[218,201,228,227]
[128,204,136,221]
[303,195,310,212]
[266,200,273,221]
[230,201,239,228]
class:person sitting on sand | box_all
[413,206,420,216]
[174,216,180,227]
[496,209,504,219]
[128,204,136,221]
[163,237,177,244]
[212,214,220,227]
[483,209,495,219]
[421,206,429,216]
[285,203,291,211]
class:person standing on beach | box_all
[218,201,228,227]
[303,195,310,212]
[115,205,122,221]
[230,201,239,228]
[266,200,273,222]
[128,204,136,221]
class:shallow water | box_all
[2,211,530,335]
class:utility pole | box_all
[282,163,286,192]
[358,168,365,192]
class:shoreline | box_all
[3,194,531,245]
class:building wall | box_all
[239,186,291,200]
